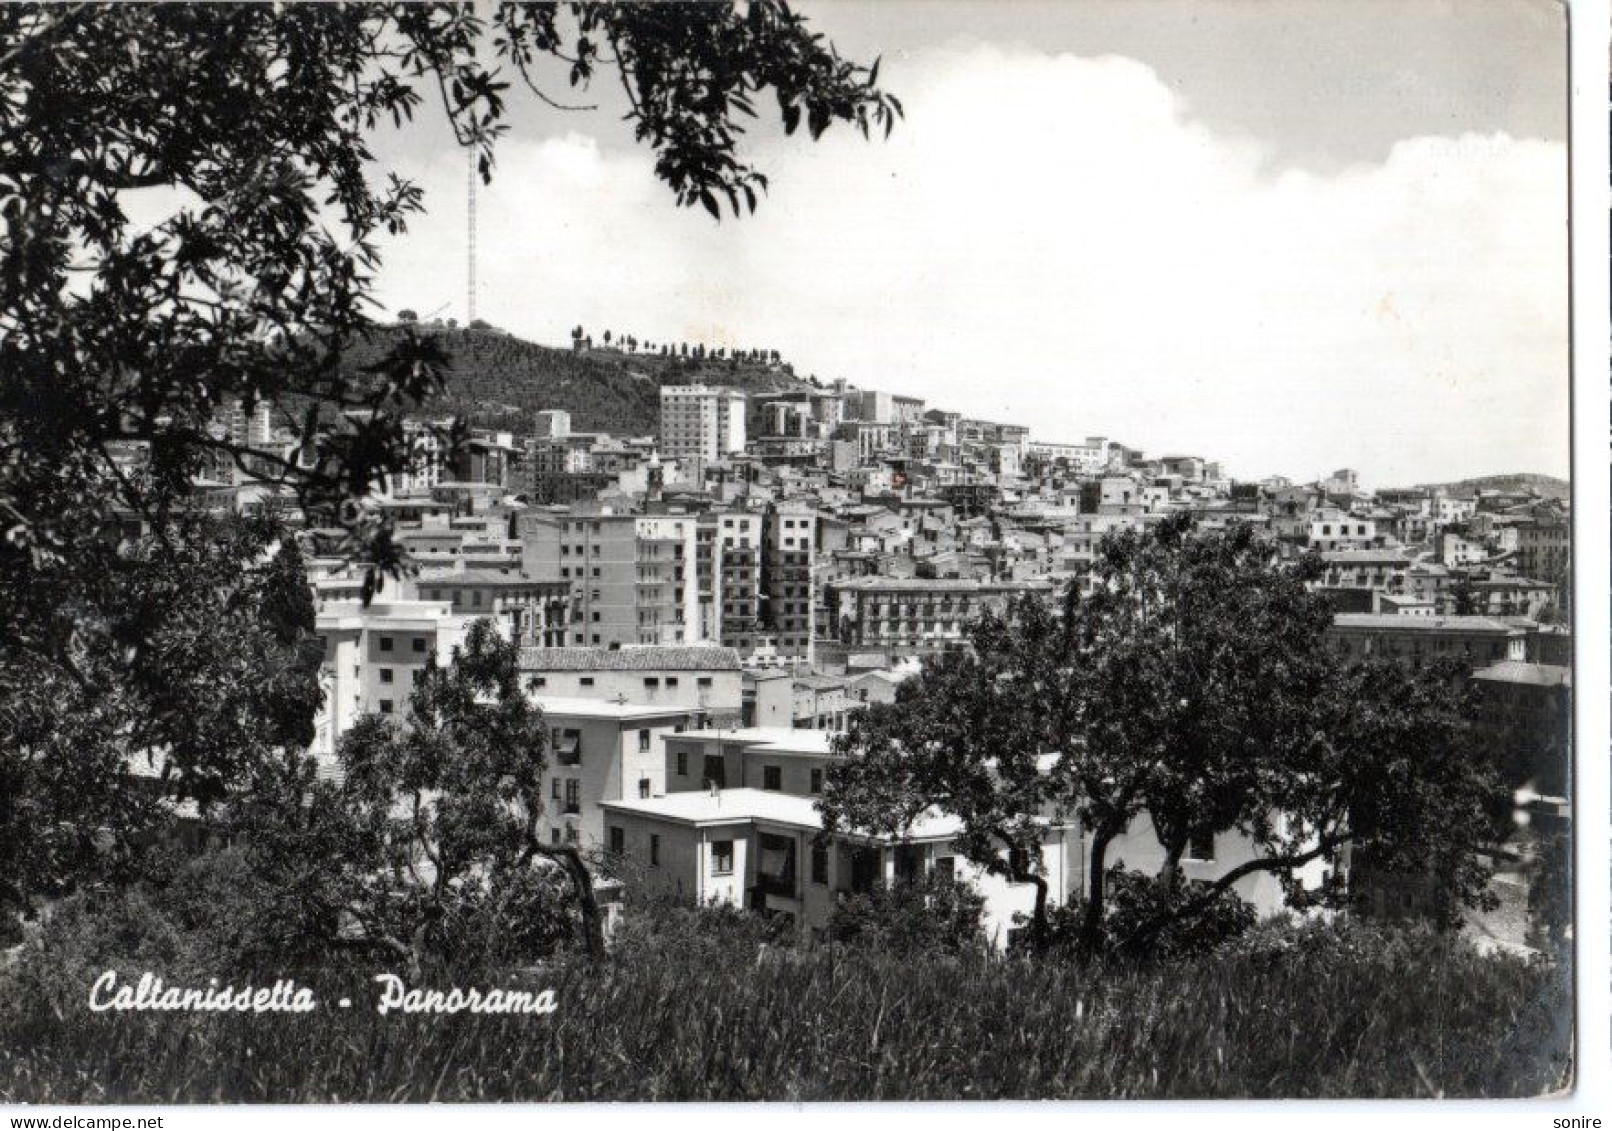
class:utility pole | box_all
[466,146,477,324]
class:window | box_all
[379,668,393,684]
[579,677,594,687]
[697,676,713,688]
[551,828,561,845]
[411,637,427,653]
[1187,827,1216,862]
[378,699,394,714]
[638,778,651,799]
[564,779,580,813]
[379,636,394,653]
[638,728,652,753]
[609,827,625,854]
[665,677,679,688]
[676,751,688,776]
[565,826,579,845]
[531,676,547,689]
[763,765,782,791]
[711,839,734,875]
[650,835,661,866]
[810,768,823,794]
[934,856,956,883]
[551,779,562,800]
[811,843,829,885]
[644,677,660,689]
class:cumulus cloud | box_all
[372,45,1568,485]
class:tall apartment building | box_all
[696,509,764,650]
[534,409,572,439]
[312,599,478,755]
[763,503,819,663]
[659,385,747,463]
[520,508,702,647]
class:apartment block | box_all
[659,385,747,463]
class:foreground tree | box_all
[234,620,599,970]
[0,515,323,924]
[821,515,1506,958]
[2,1,899,903]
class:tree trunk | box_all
[532,841,605,962]
[1026,872,1049,949]
[1078,825,1117,957]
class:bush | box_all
[827,874,986,957]
[1025,865,1257,961]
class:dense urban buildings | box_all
[226,336,1570,954]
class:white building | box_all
[312,599,481,756]
[659,385,747,463]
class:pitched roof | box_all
[520,646,741,672]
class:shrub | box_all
[827,874,986,957]
[1025,865,1257,961]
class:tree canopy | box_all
[2,0,898,576]
[0,515,324,921]
[0,2,897,917]
[820,514,1506,958]
[232,619,595,970]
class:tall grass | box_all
[0,913,1569,1102]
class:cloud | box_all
[372,44,1569,485]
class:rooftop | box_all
[1331,614,1523,634]
[520,645,741,672]
[530,695,697,721]
[1472,661,1572,688]
[671,726,840,756]
[600,788,964,841]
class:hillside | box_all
[1406,473,1570,501]
[338,322,818,436]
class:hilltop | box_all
[338,322,818,436]
[1406,473,1570,501]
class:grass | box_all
[0,915,1571,1102]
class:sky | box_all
[364,0,1569,486]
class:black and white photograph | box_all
[0,0,1602,1115]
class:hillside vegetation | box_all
[1408,474,1570,501]
[340,323,818,436]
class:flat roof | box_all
[1472,661,1571,688]
[668,727,840,756]
[1331,613,1522,634]
[530,695,697,721]
[600,788,965,841]
[522,645,740,672]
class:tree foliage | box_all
[231,619,598,971]
[821,514,1506,958]
[0,1,896,916]
[826,873,987,957]
[0,515,323,922]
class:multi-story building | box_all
[825,576,1052,659]
[520,645,743,722]
[413,569,571,647]
[600,727,1327,947]
[1516,518,1570,590]
[659,385,747,463]
[311,599,479,755]
[534,697,699,848]
[534,409,572,439]
[763,503,819,662]
[697,509,764,650]
[520,507,702,647]
[1326,613,1528,669]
